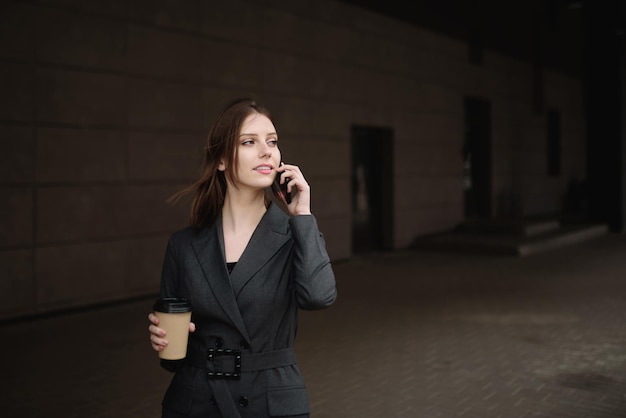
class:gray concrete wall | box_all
[490,64,586,219]
[0,0,586,320]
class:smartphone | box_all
[274,162,291,204]
[282,178,291,205]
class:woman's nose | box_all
[259,143,272,157]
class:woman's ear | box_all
[218,160,226,171]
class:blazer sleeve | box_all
[158,233,185,373]
[289,215,337,310]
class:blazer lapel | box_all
[191,219,250,342]
[229,203,291,297]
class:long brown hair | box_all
[170,97,283,228]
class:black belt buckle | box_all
[207,348,242,380]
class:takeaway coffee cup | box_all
[153,298,192,360]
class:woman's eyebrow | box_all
[239,132,278,137]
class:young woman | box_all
[147,97,337,418]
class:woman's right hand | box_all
[148,312,167,352]
[148,312,196,352]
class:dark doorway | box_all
[546,109,561,177]
[463,97,492,219]
[351,126,394,254]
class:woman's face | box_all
[224,112,281,191]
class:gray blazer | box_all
[159,203,337,418]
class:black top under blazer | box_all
[159,203,337,418]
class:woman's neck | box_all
[221,190,267,234]
[221,189,268,263]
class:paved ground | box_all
[2,233,626,417]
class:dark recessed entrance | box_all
[351,126,394,254]
[463,97,492,220]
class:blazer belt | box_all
[186,346,297,380]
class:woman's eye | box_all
[268,139,278,147]
[242,139,254,145]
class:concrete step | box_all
[414,223,609,257]
[518,223,609,256]
[457,217,561,237]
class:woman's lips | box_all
[254,165,273,174]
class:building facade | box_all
[0,0,587,320]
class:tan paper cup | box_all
[153,298,192,360]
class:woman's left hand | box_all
[277,163,311,216]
